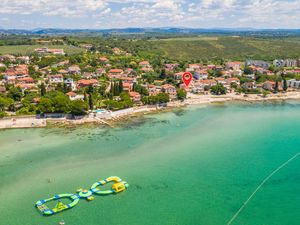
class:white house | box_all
[286,79,300,89]
[66,92,85,101]
[48,74,64,84]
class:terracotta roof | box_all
[129,91,141,97]
[162,84,175,89]
[48,74,63,78]
[77,79,98,85]
[109,69,123,73]
[66,92,76,97]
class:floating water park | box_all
[35,176,128,216]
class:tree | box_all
[274,80,279,93]
[52,95,70,113]
[244,67,253,75]
[110,82,115,96]
[283,78,288,91]
[0,96,14,111]
[40,83,46,97]
[133,83,149,96]
[38,98,53,113]
[70,100,88,116]
[88,94,93,110]
[119,80,123,93]
[8,87,22,101]
[157,93,170,103]
[210,84,227,95]
[159,69,166,79]
[177,88,187,100]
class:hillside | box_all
[0,45,84,55]
[149,36,300,61]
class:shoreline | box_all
[1,91,300,130]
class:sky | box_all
[0,0,299,29]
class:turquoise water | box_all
[1,101,300,225]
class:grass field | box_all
[150,36,300,61]
[0,45,84,55]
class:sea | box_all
[1,101,300,225]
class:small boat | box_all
[59,220,65,225]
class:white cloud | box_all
[0,0,108,17]
[0,0,300,28]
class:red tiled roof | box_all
[77,79,98,85]
[109,69,123,73]
[66,92,76,97]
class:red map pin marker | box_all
[182,72,192,87]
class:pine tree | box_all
[110,82,115,96]
[274,80,279,92]
[88,94,93,110]
[114,82,119,96]
[119,80,123,93]
[159,69,166,79]
[40,83,46,96]
[283,78,288,91]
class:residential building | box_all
[66,92,85,101]
[48,74,64,84]
[68,65,81,74]
[122,82,133,92]
[273,59,285,67]
[286,79,300,89]
[35,47,65,55]
[226,61,243,70]
[77,79,99,88]
[108,69,124,79]
[199,79,217,88]
[262,81,276,91]
[242,82,257,89]
[194,69,208,80]
[129,92,141,102]
[161,84,177,99]
[0,86,6,94]
[226,78,240,86]
[139,61,151,68]
[65,78,76,91]
[245,60,270,69]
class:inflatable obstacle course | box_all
[35,176,128,216]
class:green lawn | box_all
[0,45,85,55]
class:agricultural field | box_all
[150,36,300,61]
[0,45,85,55]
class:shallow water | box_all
[1,101,300,225]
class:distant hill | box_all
[1,28,300,37]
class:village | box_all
[1,45,300,127]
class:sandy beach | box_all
[1,91,300,129]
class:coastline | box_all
[1,91,300,130]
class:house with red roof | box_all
[139,61,151,68]
[162,84,177,99]
[200,79,217,87]
[66,92,84,101]
[122,82,133,92]
[263,81,277,91]
[108,69,124,79]
[129,91,141,102]
[15,83,37,94]
[99,57,109,62]
[17,77,34,84]
[68,65,81,74]
[77,79,99,89]
[225,61,243,70]
[226,78,240,86]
